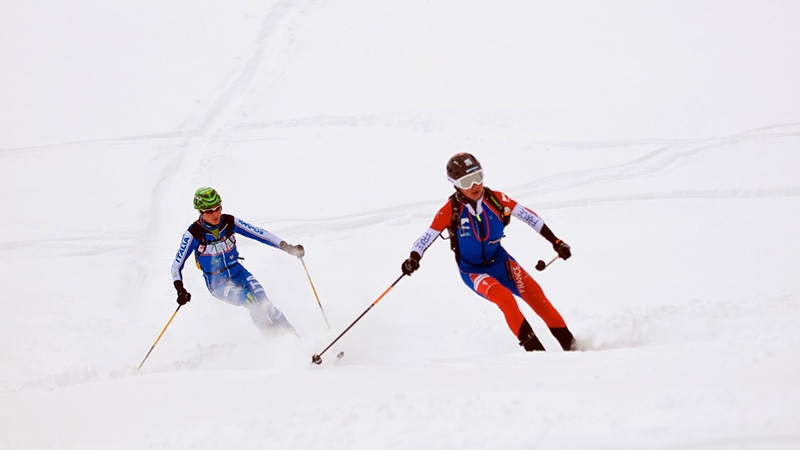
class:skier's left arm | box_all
[233,217,305,258]
[497,192,572,260]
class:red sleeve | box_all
[490,190,518,211]
[429,200,454,232]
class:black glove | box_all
[402,251,421,276]
[280,241,305,258]
[553,239,571,260]
[174,280,191,305]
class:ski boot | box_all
[550,327,576,351]
[518,320,545,352]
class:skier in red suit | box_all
[401,153,576,351]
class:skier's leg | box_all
[505,259,575,350]
[505,259,566,327]
[240,273,294,335]
[461,271,544,349]
[517,318,545,352]
[206,270,294,336]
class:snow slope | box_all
[2,1,800,448]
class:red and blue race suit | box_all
[410,189,567,338]
[171,214,293,334]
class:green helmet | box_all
[193,187,222,211]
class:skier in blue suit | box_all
[170,187,305,337]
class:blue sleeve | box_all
[232,216,283,249]
[171,229,199,282]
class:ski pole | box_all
[535,255,560,271]
[311,273,406,365]
[300,257,330,329]
[137,305,181,371]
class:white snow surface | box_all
[2,1,800,449]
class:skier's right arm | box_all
[171,230,199,305]
[402,202,451,276]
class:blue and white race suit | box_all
[171,214,293,334]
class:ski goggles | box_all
[200,205,222,215]
[451,170,484,190]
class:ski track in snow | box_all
[237,121,800,232]
[511,122,800,198]
[0,1,304,154]
[2,115,797,280]
[182,0,307,143]
[3,120,798,241]
[575,293,799,351]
